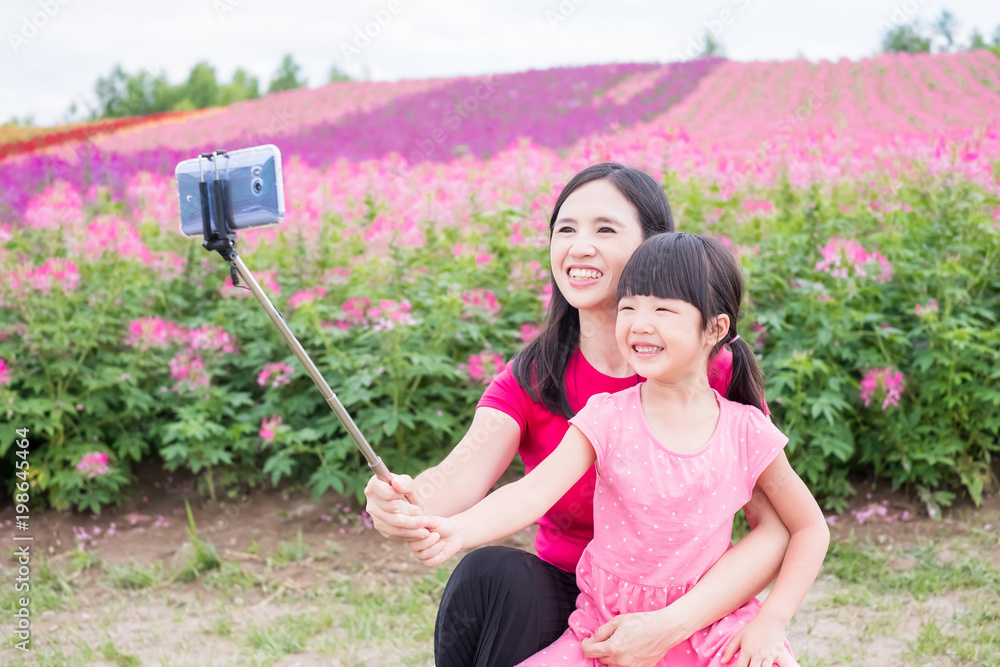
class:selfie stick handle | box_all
[196,150,415,505]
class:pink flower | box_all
[76,451,111,478]
[260,416,282,441]
[369,299,416,331]
[860,367,904,410]
[815,238,893,283]
[289,286,327,310]
[0,358,10,385]
[462,289,501,318]
[914,298,939,316]
[339,296,371,327]
[258,362,295,388]
[520,324,540,342]
[463,351,505,384]
[168,350,210,392]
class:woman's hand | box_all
[721,612,793,667]
[580,609,684,667]
[363,474,430,541]
[407,515,464,568]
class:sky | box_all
[3,0,1000,126]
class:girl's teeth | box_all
[634,346,662,354]
[569,269,603,280]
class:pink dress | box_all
[517,385,798,667]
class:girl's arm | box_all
[364,407,522,540]
[411,425,597,568]
[719,450,830,664]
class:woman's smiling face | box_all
[550,179,646,313]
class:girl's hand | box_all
[408,516,463,568]
[364,474,431,541]
[721,612,794,667]
[580,611,678,667]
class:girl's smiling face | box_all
[615,294,728,383]
[550,179,646,314]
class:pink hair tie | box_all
[730,334,740,344]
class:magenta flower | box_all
[260,416,282,441]
[860,367,904,410]
[76,451,111,478]
[520,324,540,342]
[0,358,10,385]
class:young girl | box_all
[368,164,791,666]
[412,232,830,667]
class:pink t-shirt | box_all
[477,346,735,573]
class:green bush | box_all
[1,173,998,514]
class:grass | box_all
[102,560,164,590]
[267,528,309,568]
[4,523,998,666]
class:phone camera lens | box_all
[251,166,262,176]
[252,178,264,195]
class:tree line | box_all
[72,55,352,121]
[881,10,1000,56]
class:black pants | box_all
[435,546,580,667]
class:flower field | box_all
[1,52,999,517]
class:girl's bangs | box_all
[617,233,711,313]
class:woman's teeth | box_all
[634,345,663,354]
[569,269,603,280]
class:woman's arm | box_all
[580,483,790,662]
[364,407,522,540]
[411,426,597,567]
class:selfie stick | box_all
[195,150,412,500]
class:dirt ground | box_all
[2,461,998,666]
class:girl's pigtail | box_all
[726,334,767,414]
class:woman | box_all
[365,163,790,667]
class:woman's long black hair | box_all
[511,163,675,418]
[617,232,766,412]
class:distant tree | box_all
[83,62,267,119]
[882,23,931,54]
[218,68,261,105]
[2,115,35,127]
[268,54,307,93]
[182,62,221,109]
[969,28,989,50]
[328,64,351,83]
[93,65,171,118]
[699,34,725,58]
[933,10,958,51]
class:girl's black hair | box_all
[617,232,766,412]
[511,163,675,418]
